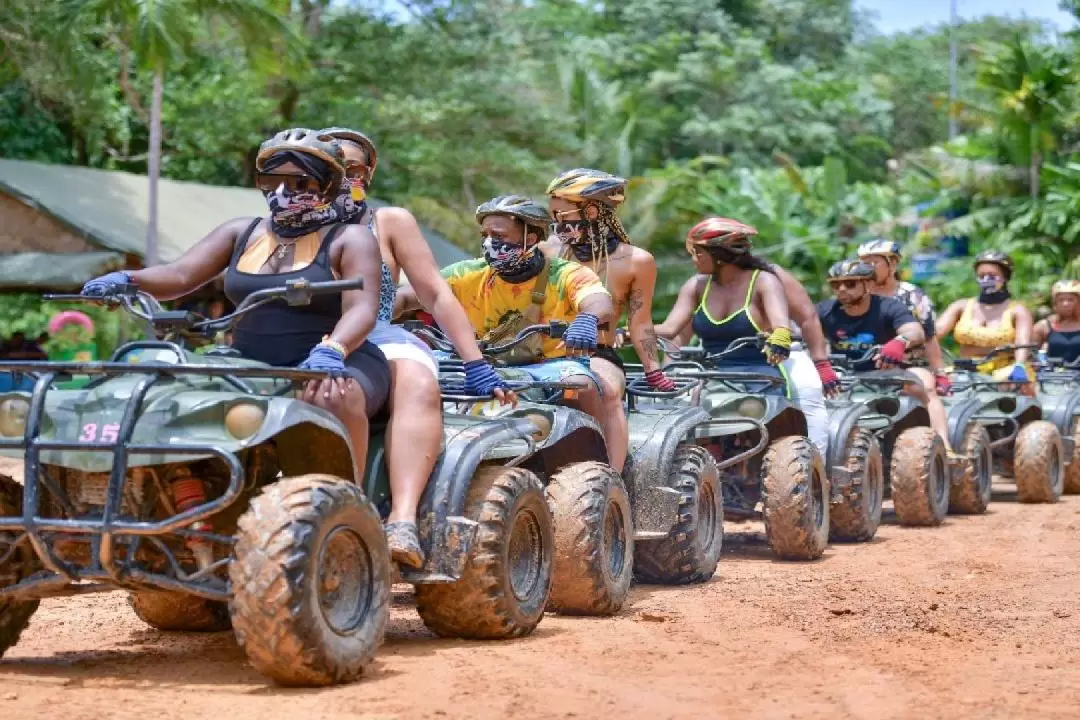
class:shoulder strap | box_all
[524,258,551,323]
[230,217,264,267]
[743,269,760,309]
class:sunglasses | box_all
[255,172,323,194]
[829,280,862,290]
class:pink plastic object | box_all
[48,310,95,336]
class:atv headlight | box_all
[0,397,29,437]
[225,402,266,439]
[736,397,766,420]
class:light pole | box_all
[948,0,958,140]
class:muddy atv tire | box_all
[546,461,633,615]
[229,475,390,686]
[890,427,948,526]
[0,475,40,658]
[949,424,993,514]
[129,591,231,632]
[1014,420,1064,503]
[829,428,884,542]
[633,445,723,585]
[762,436,829,561]
[415,465,552,639]
[1063,419,1080,494]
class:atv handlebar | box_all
[657,334,764,363]
[46,277,365,340]
[951,343,1040,370]
[405,321,568,357]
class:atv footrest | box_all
[632,485,681,538]
[402,514,479,583]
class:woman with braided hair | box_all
[319,127,514,567]
[79,127,390,515]
[655,217,794,397]
[545,168,676,471]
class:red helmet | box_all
[685,217,758,256]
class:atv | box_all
[0,279,391,687]
[408,322,634,616]
[659,337,830,561]
[1031,353,1080,494]
[946,345,1065,504]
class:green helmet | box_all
[546,168,627,207]
[476,195,553,234]
[828,259,875,282]
[973,249,1014,279]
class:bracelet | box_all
[319,336,348,357]
[895,335,911,347]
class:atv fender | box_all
[402,415,540,584]
[624,405,710,538]
[945,395,987,456]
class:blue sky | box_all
[858,0,1075,34]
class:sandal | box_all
[385,521,424,569]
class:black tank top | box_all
[691,269,769,364]
[224,219,347,367]
[1047,322,1080,364]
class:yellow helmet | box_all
[546,168,627,207]
[1052,279,1080,297]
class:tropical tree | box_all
[974,36,1075,199]
[62,0,294,265]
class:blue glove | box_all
[81,271,132,297]
[463,359,507,396]
[1007,363,1029,383]
[298,344,349,377]
[564,313,599,352]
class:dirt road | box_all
[1,454,1078,719]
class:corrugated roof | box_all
[0,158,469,267]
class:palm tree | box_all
[67,0,293,266]
[976,36,1074,199]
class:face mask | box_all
[265,184,337,238]
[977,274,1010,305]
[482,236,543,281]
[554,207,622,263]
[333,177,368,224]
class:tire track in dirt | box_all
[1,450,1079,719]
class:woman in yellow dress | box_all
[936,250,1034,393]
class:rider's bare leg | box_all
[589,357,629,472]
[904,368,952,452]
[385,358,440,524]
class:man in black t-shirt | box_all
[816,259,953,451]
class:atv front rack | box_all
[0,355,337,602]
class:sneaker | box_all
[385,521,424,569]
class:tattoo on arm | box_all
[627,288,644,320]
[640,328,659,364]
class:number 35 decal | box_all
[79,423,121,443]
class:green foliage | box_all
[2,0,1079,324]
[0,295,136,359]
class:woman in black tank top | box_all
[1035,280,1080,364]
[78,129,411,555]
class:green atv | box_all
[825,349,954,538]
[659,337,830,561]
[410,322,634,616]
[1034,354,1080,494]
[0,279,391,686]
[946,345,1065,504]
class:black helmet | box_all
[476,195,553,235]
[973,250,1014,279]
[828,259,875,282]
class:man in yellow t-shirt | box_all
[396,195,624,468]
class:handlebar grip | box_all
[305,276,364,294]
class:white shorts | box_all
[367,321,439,379]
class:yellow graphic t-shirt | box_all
[441,257,610,359]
